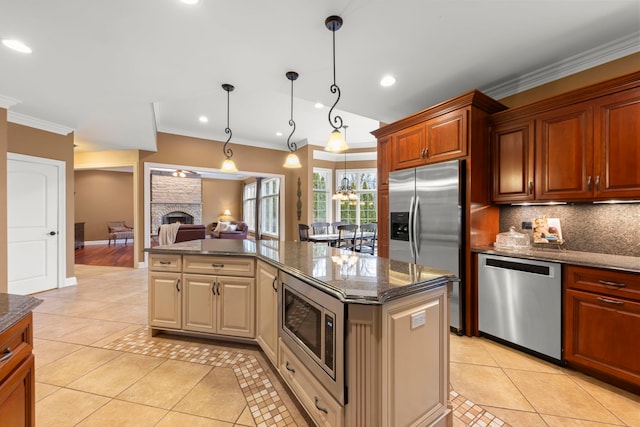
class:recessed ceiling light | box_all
[198,115,208,123]
[276,132,283,137]
[2,39,32,54]
[180,0,200,5]
[314,102,324,109]
[380,75,396,87]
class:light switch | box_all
[411,310,426,329]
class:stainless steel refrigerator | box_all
[389,159,464,333]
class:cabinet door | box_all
[377,190,389,258]
[391,124,426,170]
[491,120,535,202]
[536,103,594,200]
[425,108,467,163]
[256,261,279,365]
[149,272,182,329]
[594,90,640,199]
[565,289,640,389]
[377,136,390,190]
[182,274,216,334]
[0,354,35,427]
[217,276,255,338]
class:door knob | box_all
[49,231,57,236]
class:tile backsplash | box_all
[499,203,640,257]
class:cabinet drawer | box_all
[279,340,343,427]
[149,254,182,272]
[565,265,640,302]
[183,256,255,277]
[0,314,33,382]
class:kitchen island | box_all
[146,239,454,427]
[0,294,42,426]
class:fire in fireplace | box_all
[162,211,194,224]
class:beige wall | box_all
[0,109,7,292]
[499,52,640,107]
[75,170,134,241]
[202,178,242,233]
[7,123,75,284]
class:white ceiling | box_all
[1,0,638,154]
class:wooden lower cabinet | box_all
[0,314,35,427]
[148,255,255,339]
[564,265,640,393]
[256,260,278,365]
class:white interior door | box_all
[7,155,62,295]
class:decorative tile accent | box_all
[103,328,297,427]
[104,328,509,427]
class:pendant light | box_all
[324,15,348,153]
[220,83,238,173]
[283,71,302,168]
[332,125,357,201]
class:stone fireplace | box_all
[151,173,202,234]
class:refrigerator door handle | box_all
[413,196,420,257]
[408,196,415,260]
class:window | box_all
[312,168,332,223]
[335,169,377,225]
[260,178,280,237]
[242,182,257,232]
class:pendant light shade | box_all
[324,15,348,153]
[283,71,302,169]
[220,83,238,173]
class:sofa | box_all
[211,221,248,239]
[175,224,206,243]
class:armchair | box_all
[107,221,134,246]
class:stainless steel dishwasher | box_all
[478,253,562,361]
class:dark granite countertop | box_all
[146,240,454,304]
[0,294,42,334]
[473,246,639,274]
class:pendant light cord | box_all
[327,16,343,132]
[286,72,298,152]
[223,84,233,159]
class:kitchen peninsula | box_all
[146,239,454,427]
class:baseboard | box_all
[85,239,134,246]
[63,276,78,287]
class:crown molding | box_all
[0,94,21,109]
[483,32,640,100]
[7,112,74,135]
[313,150,377,162]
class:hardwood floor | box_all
[75,243,134,267]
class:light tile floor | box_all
[32,265,639,426]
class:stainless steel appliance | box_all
[389,159,464,333]
[279,271,345,404]
[478,253,562,361]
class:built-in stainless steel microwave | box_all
[279,271,345,404]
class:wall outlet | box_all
[522,221,532,230]
[411,310,426,329]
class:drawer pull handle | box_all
[597,297,623,306]
[528,181,533,195]
[0,348,13,363]
[314,397,328,414]
[159,261,171,265]
[587,176,592,191]
[216,282,220,296]
[211,263,224,268]
[595,175,600,192]
[272,276,278,292]
[176,279,181,292]
[285,361,295,373]
[598,280,625,288]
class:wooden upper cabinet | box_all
[391,123,426,170]
[491,120,535,203]
[425,108,468,163]
[535,102,594,201]
[593,89,640,199]
[377,136,390,191]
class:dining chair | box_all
[354,223,377,254]
[331,221,348,233]
[298,224,310,242]
[336,224,358,251]
[310,221,330,235]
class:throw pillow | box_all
[228,224,237,232]
[214,221,230,233]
